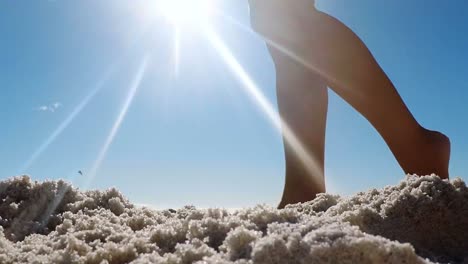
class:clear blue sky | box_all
[1,0,467,209]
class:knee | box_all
[248,0,319,33]
[249,0,317,16]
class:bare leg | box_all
[249,1,450,184]
[299,9,450,179]
[270,47,328,209]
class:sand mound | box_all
[1,175,468,263]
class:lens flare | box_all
[83,56,149,189]
[19,67,116,174]
[218,12,351,100]
[157,0,215,28]
[205,29,325,188]
[173,27,181,77]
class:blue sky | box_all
[1,0,467,209]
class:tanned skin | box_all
[248,0,451,208]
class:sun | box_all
[156,0,216,28]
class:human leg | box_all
[293,9,451,179]
[269,47,328,208]
[249,1,450,179]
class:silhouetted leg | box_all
[269,47,328,209]
[249,0,450,181]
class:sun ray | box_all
[205,29,325,188]
[216,11,349,99]
[17,9,161,176]
[83,56,150,189]
[39,181,70,227]
[19,67,117,174]
[173,26,181,77]
[157,0,215,28]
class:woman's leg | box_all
[299,9,451,179]
[249,1,450,181]
[269,47,328,209]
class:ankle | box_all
[284,167,325,189]
[281,173,325,205]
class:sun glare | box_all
[157,0,215,28]
[205,29,326,190]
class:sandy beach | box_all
[1,175,467,263]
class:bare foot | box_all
[277,167,326,209]
[278,183,321,209]
[404,129,451,179]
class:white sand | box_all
[1,175,467,263]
